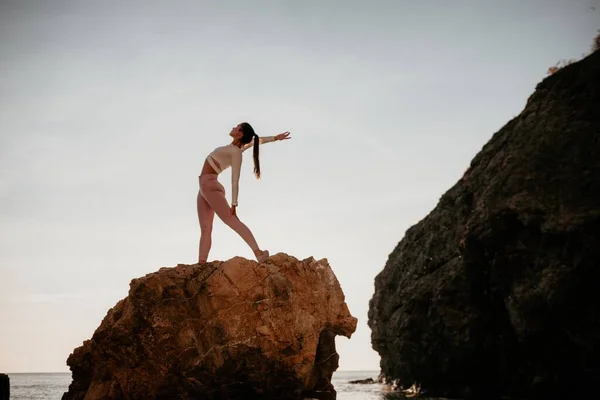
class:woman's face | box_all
[229,123,244,139]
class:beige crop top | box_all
[205,136,276,206]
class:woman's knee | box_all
[200,223,213,233]
[220,215,234,227]
[221,215,241,228]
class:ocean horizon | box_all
[5,370,409,400]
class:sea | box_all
[6,371,409,399]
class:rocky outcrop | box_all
[0,373,8,400]
[63,253,357,400]
[368,50,600,399]
[348,378,377,385]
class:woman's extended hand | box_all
[230,205,237,218]
[275,131,291,141]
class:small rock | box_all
[349,377,376,384]
[0,373,9,400]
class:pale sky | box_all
[1,0,598,373]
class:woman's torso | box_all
[200,144,241,177]
[200,158,218,176]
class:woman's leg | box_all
[202,183,263,254]
[197,187,215,263]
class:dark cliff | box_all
[368,50,600,399]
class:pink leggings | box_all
[197,174,260,262]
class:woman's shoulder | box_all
[227,144,243,153]
[217,144,242,159]
[213,144,240,153]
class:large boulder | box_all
[368,50,600,399]
[63,253,357,400]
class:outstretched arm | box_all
[241,131,291,152]
[240,136,275,152]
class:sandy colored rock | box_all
[62,253,357,400]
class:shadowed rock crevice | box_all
[368,50,600,399]
[304,330,340,400]
[63,253,357,400]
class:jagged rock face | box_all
[0,373,9,400]
[368,51,600,399]
[63,253,357,400]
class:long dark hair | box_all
[239,122,261,179]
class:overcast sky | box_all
[1,0,598,373]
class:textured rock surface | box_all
[63,253,357,400]
[368,50,600,399]
[0,373,9,400]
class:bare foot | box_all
[254,249,270,263]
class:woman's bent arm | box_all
[230,149,243,206]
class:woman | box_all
[197,122,291,264]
